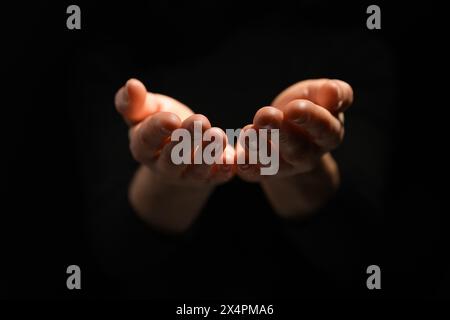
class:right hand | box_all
[115,79,235,187]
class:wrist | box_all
[146,166,215,192]
[129,165,214,233]
[261,153,340,219]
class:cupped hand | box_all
[115,79,235,187]
[236,79,353,182]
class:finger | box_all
[182,159,212,181]
[236,125,262,182]
[331,79,353,112]
[129,112,181,164]
[272,78,328,109]
[157,114,211,177]
[154,94,194,122]
[284,99,344,151]
[183,127,226,181]
[252,106,282,166]
[277,119,316,168]
[202,127,227,165]
[183,114,212,164]
[273,78,353,114]
[157,140,188,178]
[115,78,159,125]
[251,106,308,166]
[236,161,261,182]
[253,106,284,130]
[210,143,236,184]
[237,124,256,157]
[182,114,212,135]
[315,79,353,113]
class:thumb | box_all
[115,78,159,126]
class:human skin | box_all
[115,78,353,232]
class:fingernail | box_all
[161,126,172,135]
[190,165,208,177]
[116,87,129,112]
[125,80,134,96]
[260,123,275,130]
[293,115,307,125]
[333,80,344,109]
[239,164,250,171]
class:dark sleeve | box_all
[281,178,379,292]
[67,47,197,298]
[280,30,394,291]
[88,177,196,297]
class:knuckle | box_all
[130,142,146,163]
[282,139,319,167]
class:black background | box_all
[2,0,448,300]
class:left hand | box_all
[236,78,353,182]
